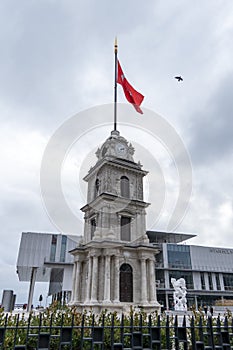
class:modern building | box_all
[153,240,233,310]
[16,232,81,310]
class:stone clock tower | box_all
[70,130,160,313]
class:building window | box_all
[200,272,206,290]
[120,176,130,198]
[156,270,165,288]
[208,273,213,290]
[223,274,233,291]
[48,268,64,296]
[155,251,164,268]
[60,235,67,263]
[169,271,194,289]
[120,264,133,302]
[120,216,131,241]
[50,235,57,262]
[167,244,192,269]
[91,218,96,239]
[216,273,221,291]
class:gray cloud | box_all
[189,73,233,164]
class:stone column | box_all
[141,258,148,303]
[74,260,81,302]
[149,259,157,303]
[85,256,92,303]
[91,255,98,302]
[71,261,77,302]
[142,210,146,233]
[102,205,108,237]
[117,214,121,240]
[134,210,139,237]
[104,255,111,302]
[113,255,120,302]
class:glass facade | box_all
[156,243,233,310]
[169,271,194,289]
[155,251,164,267]
[49,268,64,295]
[167,244,192,269]
[223,274,233,291]
[216,273,221,290]
[60,235,67,263]
[200,272,206,290]
[208,272,213,290]
[155,270,165,288]
[50,235,57,262]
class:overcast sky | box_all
[0,0,232,305]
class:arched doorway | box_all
[120,263,133,302]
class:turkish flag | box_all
[117,60,144,114]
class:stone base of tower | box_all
[70,239,162,315]
[69,301,161,315]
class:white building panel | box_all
[63,265,73,290]
[190,245,233,272]
[66,235,80,262]
[16,232,81,283]
[192,271,201,290]
[17,232,52,267]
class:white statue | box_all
[171,278,187,311]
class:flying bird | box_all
[175,76,183,82]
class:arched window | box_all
[120,264,133,302]
[120,176,129,198]
[95,178,100,198]
[120,216,131,241]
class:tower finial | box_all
[114,37,118,54]
[114,37,118,131]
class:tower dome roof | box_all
[95,130,135,162]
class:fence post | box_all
[166,315,170,350]
[25,312,31,346]
[0,313,8,348]
[190,316,197,350]
[110,313,114,349]
[80,314,85,349]
[207,316,214,348]
[221,316,231,348]
[174,315,179,350]
[13,313,20,349]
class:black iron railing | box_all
[1,312,233,349]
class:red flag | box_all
[117,60,144,114]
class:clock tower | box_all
[70,130,160,313]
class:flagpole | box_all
[114,37,118,131]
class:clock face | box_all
[116,143,127,156]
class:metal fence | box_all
[1,312,233,349]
